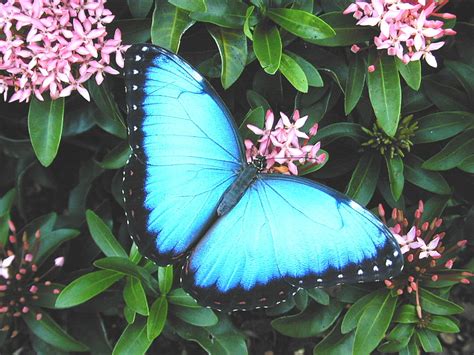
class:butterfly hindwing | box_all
[123,44,244,265]
[182,174,403,311]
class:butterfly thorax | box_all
[217,164,259,216]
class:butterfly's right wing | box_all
[123,44,245,265]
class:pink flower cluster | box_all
[344,0,456,67]
[0,0,128,103]
[245,110,325,175]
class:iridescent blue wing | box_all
[123,44,245,265]
[182,174,403,311]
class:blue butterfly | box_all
[122,44,403,311]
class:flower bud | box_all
[351,44,360,53]
[431,275,438,281]
[368,65,376,73]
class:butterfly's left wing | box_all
[182,174,403,311]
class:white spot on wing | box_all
[393,250,399,257]
[373,265,379,272]
[357,269,363,275]
[386,259,393,266]
[135,55,141,61]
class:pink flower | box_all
[247,110,275,155]
[344,0,455,67]
[368,65,376,72]
[351,44,361,53]
[0,0,127,103]
[0,255,15,279]
[392,226,418,254]
[54,256,65,267]
[416,236,441,259]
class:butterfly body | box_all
[123,44,403,311]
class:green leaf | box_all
[345,153,381,206]
[124,277,149,316]
[158,265,174,295]
[127,0,153,18]
[299,149,329,175]
[124,306,136,324]
[422,75,470,112]
[294,289,309,311]
[313,322,355,355]
[28,97,65,167]
[286,51,323,87]
[396,59,421,91]
[393,304,419,323]
[173,305,219,327]
[413,111,474,144]
[445,60,474,103]
[56,270,123,308]
[169,0,205,12]
[147,296,168,340]
[97,142,131,169]
[416,329,442,353]
[422,129,474,171]
[419,288,464,315]
[402,86,432,114]
[151,0,195,53]
[23,309,88,352]
[267,8,335,40]
[35,229,80,265]
[353,291,398,354]
[404,154,451,195]
[86,210,128,258]
[243,5,255,39]
[279,53,308,92]
[94,257,159,295]
[378,323,415,352]
[367,52,401,136]
[271,300,343,338]
[246,90,271,111]
[113,317,152,355]
[239,106,265,140]
[307,288,330,305]
[399,336,420,355]
[315,123,365,145]
[190,0,247,28]
[427,315,460,333]
[345,52,366,114]
[341,291,378,334]
[88,80,126,139]
[385,154,404,201]
[167,288,201,308]
[422,195,449,223]
[0,189,15,217]
[308,11,374,47]
[459,155,474,173]
[110,19,152,43]
[253,23,282,75]
[208,26,247,89]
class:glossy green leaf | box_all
[23,309,88,352]
[307,288,330,305]
[113,317,152,355]
[393,304,418,323]
[353,291,398,354]
[386,154,404,201]
[0,188,15,217]
[267,8,335,40]
[413,111,474,144]
[88,81,126,139]
[294,289,309,311]
[422,194,450,223]
[169,0,205,12]
[246,90,271,111]
[399,336,420,355]
[279,53,308,92]
[345,153,381,206]
[341,291,377,334]
[190,0,247,28]
[151,0,195,53]
[308,11,374,47]
[168,288,201,308]
[419,288,464,315]
[56,270,123,308]
[110,19,152,43]
[243,5,255,39]
[416,329,442,353]
[173,305,219,327]
[124,306,136,324]
[94,257,159,295]
[402,86,432,114]
[253,23,282,74]
[271,300,343,338]
[124,277,149,316]
[158,265,173,295]
[404,154,450,195]
[345,53,366,114]
[239,106,265,140]
[86,210,127,258]
[127,0,153,18]
[378,323,415,352]
[313,322,355,355]
[396,58,421,91]
[367,52,401,136]
[334,285,369,303]
[28,97,65,167]
[422,129,474,171]
[208,26,247,88]
[98,142,131,169]
[427,315,460,333]
[286,51,323,87]
[147,296,168,340]
[445,60,474,103]
[422,76,470,112]
[315,123,365,144]
[459,155,474,173]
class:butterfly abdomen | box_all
[217,165,257,216]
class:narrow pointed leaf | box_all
[345,153,381,206]
[345,53,366,114]
[113,317,152,355]
[86,210,127,258]
[279,53,308,92]
[419,288,464,315]
[127,0,153,18]
[385,155,404,201]
[253,23,282,74]
[124,277,149,316]
[147,296,168,340]
[404,155,450,195]
[413,111,474,144]
[396,58,421,91]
